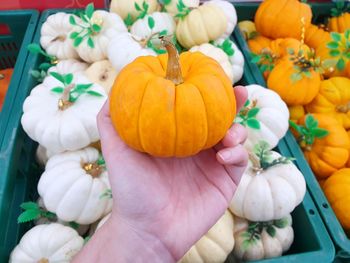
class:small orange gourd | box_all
[323,168,350,232]
[306,77,350,129]
[254,0,312,39]
[267,52,321,106]
[109,38,236,157]
[327,1,350,33]
[290,114,350,179]
[247,35,272,54]
[289,105,306,124]
[305,24,331,50]
[0,68,13,111]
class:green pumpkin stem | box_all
[161,36,184,85]
[289,114,329,150]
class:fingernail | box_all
[219,150,232,161]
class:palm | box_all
[98,87,247,259]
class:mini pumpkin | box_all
[176,4,227,49]
[288,105,306,124]
[305,24,331,50]
[233,214,294,261]
[290,114,350,179]
[110,38,236,157]
[21,72,106,154]
[323,168,350,232]
[214,38,244,84]
[267,53,321,106]
[179,210,235,263]
[110,0,159,20]
[327,1,350,33]
[230,141,306,221]
[306,77,350,129]
[247,35,272,54]
[40,12,78,59]
[38,147,112,224]
[47,59,88,75]
[70,9,127,63]
[9,223,84,263]
[204,0,237,40]
[84,60,118,94]
[0,68,13,111]
[238,20,257,40]
[189,43,234,83]
[236,85,289,152]
[254,0,312,39]
[108,32,156,72]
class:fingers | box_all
[214,123,247,153]
[216,144,248,167]
[233,85,248,113]
[97,99,129,158]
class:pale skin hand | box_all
[74,86,248,263]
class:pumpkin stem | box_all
[249,153,263,175]
[138,31,161,48]
[83,162,104,177]
[0,73,4,80]
[58,83,75,111]
[38,258,49,263]
[161,36,184,85]
[336,102,350,113]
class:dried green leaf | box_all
[329,49,341,57]
[39,62,52,71]
[148,16,155,29]
[134,2,142,11]
[274,218,289,228]
[50,72,65,83]
[85,3,94,19]
[266,225,276,237]
[92,24,101,33]
[247,108,260,118]
[69,15,77,25]
[124,14,134,27]
[312,127,329,138]
[247,119,260,130]
[27,43,43,54]
[69,221,80,230]
[290,72,302,83]
[87,37,94,48]
[336,58,346,71]
[70,31,79,39]
[331,32,342,42]
[51,87,64,93]
[87,90,104,97]
[64,74,73,85]
[20,202,38,210]
[18,209,41,223]
[305,114,318,129]
[74,37,84,47]
[327,41,339,49]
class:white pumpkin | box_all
[189,43,234,82]
[35,198,90,236]
[108,32,156,72]
[9,223,84,263]
[214,38,244,84]
[233,215,294,261]
[229,145,306,221]
[130,12,175,42]
[176,4,227,49]
[235,84,289,151]
[40,12,78,60]
[47,59,88,75]
[72,10,127,63]
[21,72,106,154]
[84,60,117,94]
[204,0,237,40]
[179,210,235,263]
[38,147,113,225]
[164,0,200,15]
[110,0,159,20]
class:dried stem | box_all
[161,36,184,85]
[83,162,103,177]
[58,83,75,111]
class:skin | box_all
[73,86,248,263]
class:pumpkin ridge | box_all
[193,83,210,149]
[137,77,154,153]
[198,7,210,43]
[269,0,289,37]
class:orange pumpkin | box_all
[247,35,272,54]
[267,55,321,106]
[347,131,350,167]
[316,32,350,78]
[0,68,13,111]
[323,168,350,232]
[305,24,331,50]
[291,114,350,179]
[306,77,350,129]
[109,38,236,157]
[254,0,312,39]
[289,105,306,123]
[328,1,350,33]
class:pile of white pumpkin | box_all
[9,0,306,262]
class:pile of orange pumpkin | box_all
[0,68,13,111]
[238,0,350,235]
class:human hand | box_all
[74,86,248,263]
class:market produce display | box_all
[6,0,319,262]
[237,0,350,245]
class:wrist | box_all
[73,214,176,263]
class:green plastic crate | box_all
[0,8,335,263]
[232,2,350,261]
[0,10,39,148]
